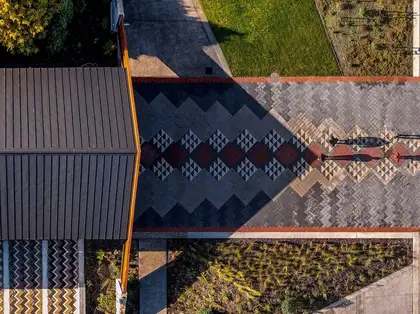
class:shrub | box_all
[97,293,115,313]
[281,296,298,314]
[46,0,74,55]
[96,249,106,262]
[197,308,213,314]
[102,39,117,57]
[0,0,60,55]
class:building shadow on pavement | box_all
[124,0,244,77]
[121,0,400,312]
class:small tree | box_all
[0,0,60,55]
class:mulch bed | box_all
[85,240,139,314]
[167,239,412,314]
[315,0,412,75]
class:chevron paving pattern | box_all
[9,241,42,314]
[134,81,420,229]
[48,241,78,314]
[0,241,3,313]
[0,240,82,313]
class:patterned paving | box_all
[0,240,81,313]
[134,81,420,229]
[9,241,42,314]
[48,241,78,314]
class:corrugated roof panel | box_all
[34,69,44,149]
[36,154,44,239]
[0,155,6,238]
[118,68,135,149]
[28,154,37,238]
[97,68,113,149]
[119,154,135,239]
[55,68,67,149]
[27,68,36,149]
[13,69,20,148]
[21,154,29,239]
[90,69,105,148]
[0,153,135,240]
[83,68,97,148]
[20,69,28,149]
[0,69,5,149]
[0,68,137,240]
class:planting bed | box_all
[85,241,139,314]
[316,0,412,75]
[168,239,411,314]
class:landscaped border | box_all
[136,233,419,314]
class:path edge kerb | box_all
[190,0,233,77]
[132,76,420,83]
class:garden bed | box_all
[0,0,117,67]
[85,241,139,314]
[167,239,411,314]
[200,0,340,76]
[316,0,412,75]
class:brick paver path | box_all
[134,81,420,230]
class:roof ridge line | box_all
[0,148,137,154]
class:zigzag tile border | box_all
[9,241,42,314]
[48,240,78,314]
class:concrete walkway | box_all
[414,0,420,76]
[319,266,413,314]
[124,0,231,78]
[139,239,167,314]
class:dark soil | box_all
[167,239,412,314]
[85,240,139,314]
[0,0,117,67]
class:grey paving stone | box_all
[134,81,420,230]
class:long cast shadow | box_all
[122,0,405,312]
[124,0,245,77]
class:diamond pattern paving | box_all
[134,81,420,229]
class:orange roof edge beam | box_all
[118,16,141,294]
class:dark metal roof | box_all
[0,68,136,240]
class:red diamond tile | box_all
[359,147,384,166]
[161,143,188,168]
[141,142,160,168]
[247,143,270,167]
[330,144,354,166]
[192,143,216,168]
[275,143,299,166]
[304,143,325,167]
[220,143,244,168]
[388,143,410,166]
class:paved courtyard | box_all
[134,80,420,230]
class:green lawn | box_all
[201,0,341,76]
